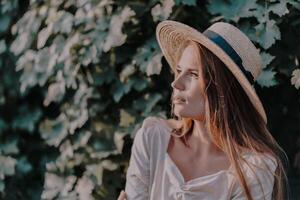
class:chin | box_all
[174,109,204,120]
[174,110,189,118]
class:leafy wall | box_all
[0,0,300,199]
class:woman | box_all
[118,20,289,200]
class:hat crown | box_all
[206,22,263,80]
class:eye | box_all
[190,72,198,78]
[176,69,181,74]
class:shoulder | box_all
[232,151,278,189]
[138,116,179,133]
[133,116,166,142]
[230,151,278,198]
[140,116,180,130]
[241,151,278,174]
[133,116,179,145]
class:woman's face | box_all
[171,43,206,121]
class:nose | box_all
[171,75,185,91]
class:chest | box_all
[166,138,231,183]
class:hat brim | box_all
[156,20,267,124]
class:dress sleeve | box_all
[231,153,278,200]
[125,118,153,200]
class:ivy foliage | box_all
[0,0,300,199]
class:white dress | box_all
[125,116,278,200]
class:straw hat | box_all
[156,20,267,124]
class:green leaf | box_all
[239,20,257,41]
[0,40,6,54]
[59,140,74,160]
[260,51,275,68]
[114,131,126,153]
[255,20,281,49]
[249,3,266,24]
[103,6,135,52]
[0,155,16,176]
[43,81,66,106]
[134,37,163,75]
[146,52,163,76]
[131,77,149,92]
[80,44,99,66]
[72,130,91,150]
[144,93,163,114]
[51,35,67,59]
[10,10,42,55]
[0,15,11,33]
[85,164,104,185]
[92,67,115,86]
[63,84,91,134]
[111,79,134,102]
[57,32,80,65]
[133,93,163,114]
[174,0,197,6]
[12,106,42,133]
[0,138,19,154]
[37,25,53,49]
[35,48,56,85]
[287,0,300,10]
[10,32,34,55]
[119,109,136,127]
[0,118,7,135]
[46,10,74,34]
[16,50,37,93]
[151,0,175,22]
[16,156,32,174]
[0,181,4,192]
[207,0,257,22]
[88,18,109,56]
[291,69,300,89]
[268,0,289,17]
[119,64,136,82]
[42,173,77,199]
[39,114,68,147]
[256,68,278,87]
[75,175,94,200]
[17,47,57,93]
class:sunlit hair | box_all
[169,40,290,200]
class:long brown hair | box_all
[169,40,290,200]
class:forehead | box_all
[177,44,202,70]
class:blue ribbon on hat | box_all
[203,29,254,85]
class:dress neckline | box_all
[156,117,236,185]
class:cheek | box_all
[187,81,205,101]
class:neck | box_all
[188,119,223,156]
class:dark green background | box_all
[0,0,299,199]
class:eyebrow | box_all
[177,65,199,72]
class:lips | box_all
[174,98,185,101]
[173,96,186,103]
